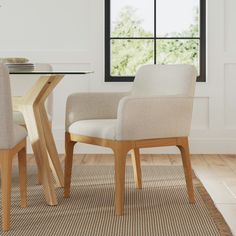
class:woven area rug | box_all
[1,166,233,236]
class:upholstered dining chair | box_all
[64,64,197,216]
[12,63,54,127]
[0,63,27,231]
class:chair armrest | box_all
[116,96,194,140]
[66,92,129,130]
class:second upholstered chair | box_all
[0,63,27,231]
[64,64,197,215]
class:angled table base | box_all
[13,75,64,205]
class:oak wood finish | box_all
[12,75,64,205]
[131,148,142,189]
[64,133,76,198]
[112,142,130,215]
[177,138,195,203]
[0,139,27,231]
[18,146,27,208]
[65,133,195,215]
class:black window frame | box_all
[105,0,206,82]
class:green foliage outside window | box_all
[111,6,199,76]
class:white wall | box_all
[1,0,236,154]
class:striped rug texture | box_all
[1,166,232,236]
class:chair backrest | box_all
[0,63,14,149]
[131,64,197,97]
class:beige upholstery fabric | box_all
[66,92,128,130]
[66,64,197,141]
[12,63,53,125]
[13,111,52,126]
[116,96,193,140]
[132,64,196,97]
[12,123,27,147]
[0,63,27,149]
[69,119,116,140]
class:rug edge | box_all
[193,172,233,236]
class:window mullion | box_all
[105,0,205,82]
[154,0,157,64]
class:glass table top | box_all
[7,63,93,75]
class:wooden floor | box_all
[20,154,236,235]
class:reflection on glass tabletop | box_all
[7,63,93,75]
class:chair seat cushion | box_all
[13,111,52,126]
[11,124,27,148]
[68,119,116,140]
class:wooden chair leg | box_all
[18,146,27,208]
[131,148,142,189]
[113,142,129,216]
[177,137,195,204]
[64,133,75,198]
[0,151,12,231]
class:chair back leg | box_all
[177,137,195,204]
[18,147,27,208]
[64,133,75,198]
[0,151,13,231]
[131,148,142,189]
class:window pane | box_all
[156,39,200,74]
[111,39,154,76]
[111,0,154,37]
[156,0,200,37]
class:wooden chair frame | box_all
[0,138,27,231]
[64,132,195,216]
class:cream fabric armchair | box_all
[0,64,27,231]
[64,64,197,215]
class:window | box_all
[105,0,206,82]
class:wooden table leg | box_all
[13,75,65,205]
[22,105,57,205]
[40,104,64,187]
[13,96,43,185]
